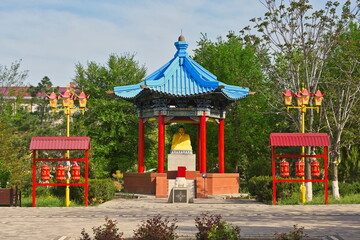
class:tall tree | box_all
[240,0,359,200]
[193,33,282,178]
[27,76,54,124]
[0,60,28,87]
[322,22,360,198]
[0,60,32,190]
[74,54,148,177]
[0,60,28,115]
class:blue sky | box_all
[0,0,349,87]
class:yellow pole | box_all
[300,106,306,203]
[65,106,71,207]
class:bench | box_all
[0,188,21,207]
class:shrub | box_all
[339,182,360,196]
[248,176,305,203]
[194,212,223,240]
[132,214,178,240]
[88,178,116,204]
[277,179,299,201]
[274,224,309,240]
[208,221,241,240]
[53,178,116,205]
[80,217,124,240]
[248,175,272,203]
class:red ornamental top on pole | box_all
[300,89,310,105]
[77,91,89,108]
[61,90,72,107]
[47,92,59,108]
[282,88,324,107]
[313,90,325,106]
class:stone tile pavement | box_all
[0,198,359,240]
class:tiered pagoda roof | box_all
[114,36,250,105]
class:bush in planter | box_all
[274,224,309,240]
[195,212,240,240]
[208,221,241,240]
[132,214,178,240]
[80,217,124,240]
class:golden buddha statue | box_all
[171,126,192,151]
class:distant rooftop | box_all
[0,82,76,99]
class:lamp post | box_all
[47,87,89,207]
[282,85,324,203]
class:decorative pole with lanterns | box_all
[282,84,324,203]
[47,87,89,207]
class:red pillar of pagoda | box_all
[138,118,145,173]
[158,114,165,173]
[200,113,207,173]
[197,125,202,171]
[218,119,225,173]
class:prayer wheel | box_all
[311,159,320,177]
[40,164,50,181]
[280,159,290,177]
[55,165,66,181]
[71,164,81,181]
[295,160,305,177]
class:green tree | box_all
[27,76,55,124]
[323,22,360,195]
[0,60,28,116]
[240,0,359,200]
[0,60,32,190]
[74,54,148,177]
[193,33,281,178]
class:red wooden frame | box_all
[270,133,330,205]
[30,137,90,207]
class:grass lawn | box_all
[21,195,83,207]
[277,192,360,205]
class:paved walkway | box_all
[0,198,359,240]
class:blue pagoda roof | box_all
[114,36,250,101]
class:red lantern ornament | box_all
[313,90,324,106]
[78,91,89,108]
[282,90,293,106]
[41,164,50,181]
[280,159,290,177]
[311,159,320,177]
[56,165,66,181]
[47,91,58,108]
[295,160,305,177]
[61,90,72,107]
[71,163,81,181]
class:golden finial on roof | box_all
[178,35,185,41]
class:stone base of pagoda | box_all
[167,153,196,171]
[123,172,239,199]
